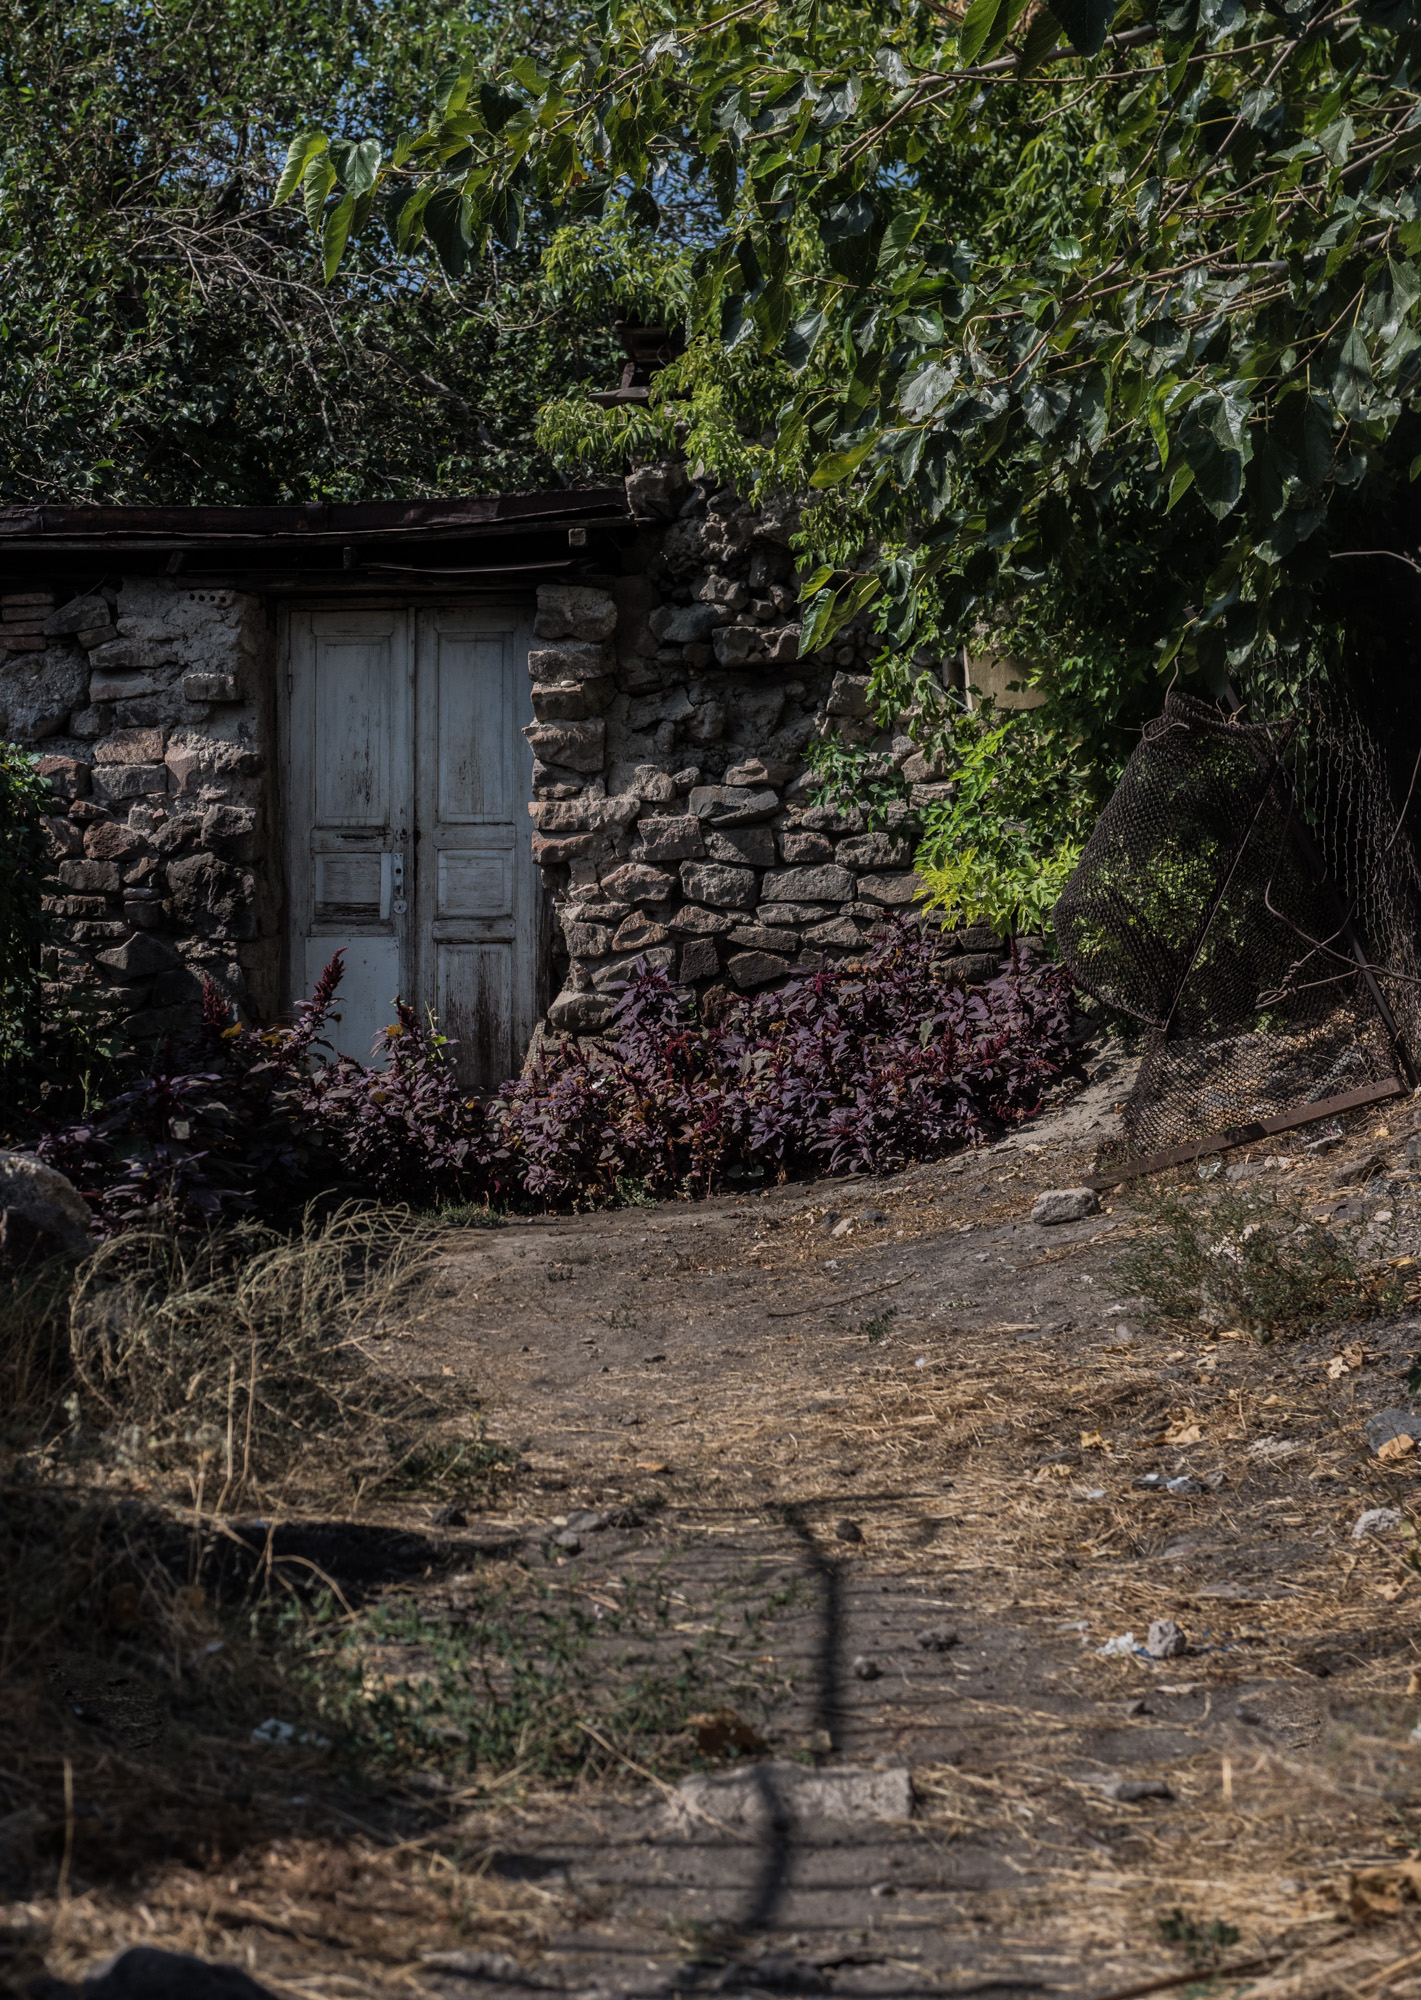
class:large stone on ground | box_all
[0,1150,92,1265]
[1031,1188,1100,1226]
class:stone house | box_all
[0,470,993,1089]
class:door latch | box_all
[391,851,407,917]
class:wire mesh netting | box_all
[1053,690,1421,1167]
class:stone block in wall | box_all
[523,719,605,773]
[562,919,613,958]
[77,624,119,651]
[36,756,90,801]
[85,821,145,860]
[626,462,689,520]
[200,804,259,860]
[95,728,166,766]
[668,904,735,935]
[727,949,790,990]
[758,901,826,926]
[611,575,662,664]
[96,932,180,980]
[45,815,83,857]
[697,574,749,611]
[679,861,757,910]
[804,916,870,948]
[182,671,241,702]
[761,627,799,663]
[613,913,669,952]
[729,923,800,954]
[837,832,914,870]
[43,594,110,638]
[630,815,704,863]
[683,699,726,746]
[704,826,775,868]
[58,858,119,895]
[530,799,591,833]
[689,785,779,826]
[92,763,168,802]
[792,803,865,834]
[534,583,618,644]
[650,604,719,644]
[528,639,614,683]
[679,937,720,983]
[712,625,756,667]
[779,830,832,864]
[726,757,796,789]
[826,672,870,717]
[165,853,256,939]
[953,952,1006,984]
[548,987,616,1034]
[165,738,262,796]
[532,832,595,866]
[90,668,169,702]
[0,650,91,740]
[628,687,694,730]
[531,680,612,721]
[68,706,110,738]
[591,944,676,990]
[957,924,1006,952]
[600,862,677,905]
[761,864,853,903]
[857,873,926,907]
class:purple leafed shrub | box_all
[497,920,1074,1203]
[37,921,1074,1230]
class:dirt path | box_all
[12,1081,1421,2000]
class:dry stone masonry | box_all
[530,470,996,1034]
[1,581,277,1049]
[4,463,1005,1060]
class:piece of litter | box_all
[1134,1472,1165,1490]
[251,1717,331,1750]
[1073,1486,1107,1501]
[1098,1632,1137,1658]
[1353,1508,1404,1540]
[915,1356,927,1369]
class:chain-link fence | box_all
[1054,690,1418,1174]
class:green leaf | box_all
[275,129,327,207]
[301,154,336,232]
[809,438,877,487]
[341,138,382,198]
[783,308,827,372]
[959,0,1005,66]
[321,193,354,283]
[626,185,661,231]
[480,82,525,132]
[1048,0,1118,58]
[1334,327,1373,419]
[1016,4,1063,74]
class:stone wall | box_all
[529,466,998,1037]
[2,467,999,1060]
[0,580,278,1048]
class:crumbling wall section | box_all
[531,466,997,1035]
[0,580,278,1049]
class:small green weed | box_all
[427,1201,506,1229]
[1157,1908,1241,1967]
[615,1175,659,1208]
[278,1561,795,1791]
[860,1308,898,1343]
[1113,1186,1400,1338]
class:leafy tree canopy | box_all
[293,0,1421,722]
[0,0,623,502]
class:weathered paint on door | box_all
[284,605,540,1088]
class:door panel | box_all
[285,603,539,1091]
[286,611,412,1066]
[415,609,538,1090]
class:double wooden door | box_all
[284,604,540,1090]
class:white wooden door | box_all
[412,607,540,1090]
[285,604,539,1088]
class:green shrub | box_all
[0,745,52,1089]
